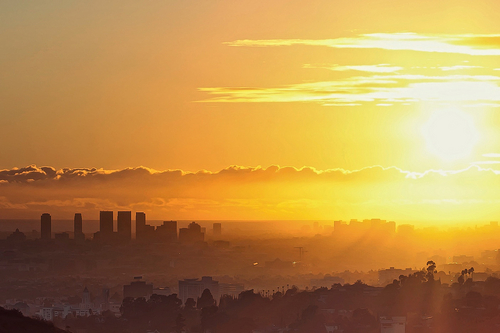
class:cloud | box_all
[304,64,403,73]
[439,65,482,71]
[2,165,500,221]
[225,33,500,56]
[199,74,500,105]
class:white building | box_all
[380,316,406,333]
[178,276,219,304]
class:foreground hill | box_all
[0,307,70,333]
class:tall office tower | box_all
[117,211,132,242]
[99,211,114,241]
[156,220,177,242]
[74,213,85,242]
[136,212,146,240]
[74,213,83,233]
[213,223,222,237]
[179,222,204,243]
[41,213,51,240]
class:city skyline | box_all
[4,2,500,332]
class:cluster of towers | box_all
[40,213,84,242]
[95,211,133,243]
[39,212,222,244]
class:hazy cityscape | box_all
[3,213,500,332]
[4,0,500,332]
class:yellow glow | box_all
[421,108,479,161]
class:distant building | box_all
[80,287,92,311]
[334,220,347,233]
[397,224,414,235]
[136,212,146,240]
[213,223,222,237]
[152,287,172,296]
[123,277,154,299]
[178,276,219,304]
[219,283,244,297]
[156,221,177,242]
[99,211,114,241]
[378,267,415,285]
[41,213,51,240]
[117,211,132,242]
[54,232,70,241]
[74,213,85,242]
[179,222,204,243]
[380,316,406,333]
[6,229,26,242]
[453,255,474,263]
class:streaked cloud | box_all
[200,74,500,106]
[439,65,482,71]
[304,64,403,73]
[226,33,500,56]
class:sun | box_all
[421,107,480,161]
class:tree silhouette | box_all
[184,297,196,310]
[426,260,437,281]
[197,289,216,309]
[468,267,475,281]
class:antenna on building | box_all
[294,247,307,261]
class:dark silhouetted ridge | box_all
[0,307,69,333]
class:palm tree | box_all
[468,267,475,281]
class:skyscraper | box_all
[117,211,132,242]
[179,222,204,243]
[136,212,146,240]
[74,213,85,242]
[99,211,114,241]
[41,213,51,240]
[156,220,177,242]
[213,223,222,237]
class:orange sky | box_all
[2,1,500,221]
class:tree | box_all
[184,298,196,310]
[468,267,475,281]
[200,305,218,332]
[197,289,216,309]
[426,261,437,281]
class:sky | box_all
[2,0,500,222]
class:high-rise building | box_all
[213,223,222,237]
[123,277,153,299]
[74,213,82,233]
[74,213,85,242]
[156,220,177,242]
[179,222,204,243]
[117,211,132,242]
[135,212,146,240]
[99,211,114,241]
[41,213,51,240]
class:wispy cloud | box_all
[200,74,500,106]
[226,33,500,56]
[439,65,482,71]
[304,64,403,73]
[483,153,500,158]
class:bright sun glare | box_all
[421,107,479,161]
